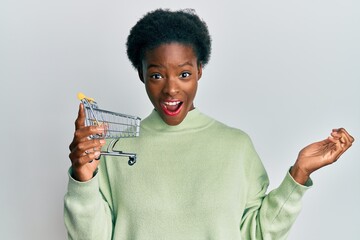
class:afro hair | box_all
[126,9,212,73]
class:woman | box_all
[65,9,354,240]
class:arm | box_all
[64,167,114,240]
[240,128,354,239]
[64,104,112,239]
[240,145,310,240]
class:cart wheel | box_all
[128,156,136,166]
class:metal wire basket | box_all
[78,93,141,165]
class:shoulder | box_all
[201,113,254,147]
[204,113,250,137]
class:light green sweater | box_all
[64,109,312,240]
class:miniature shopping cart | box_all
[78,93,141,165]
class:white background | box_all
[1,0,359,239]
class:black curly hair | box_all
[126,8,211,80]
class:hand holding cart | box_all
[77,93,141,165]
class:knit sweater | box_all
[64,109,312,240]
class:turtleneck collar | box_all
[141,108,215,133]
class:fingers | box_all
[69,150,100,166]
[68,137,105,182]
[330,128,354,148]
[69,125,105,151]
[75,125,106,143]
[77,139,105,157]
[69,138,106,165]
[328,128,354,161]
[332,128,355,143]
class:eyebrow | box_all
[147,64,163,70]
[178,61,194,67]
[146,61,194,70]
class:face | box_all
[140,43,202,126]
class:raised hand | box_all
[290,128,354,185]
[68,104,106,182]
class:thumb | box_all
[75,103,86,130]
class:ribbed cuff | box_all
[276,168,313,201]
[287,167,313,188]
[67,167,100,203]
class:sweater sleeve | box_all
[64,168,114,240]
[240,138,312,240]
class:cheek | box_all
[186,81,198,99]
[145,83,158,103]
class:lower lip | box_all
[161,103,183,116]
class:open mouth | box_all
[161,101,183,116]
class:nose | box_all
[162,77,179,96]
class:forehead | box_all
[143,43,198,65]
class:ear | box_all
[137,67,145,83]
[197,63,203,81]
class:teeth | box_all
[163,101,180,106]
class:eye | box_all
[180,72,191,78]
[149,73,162,80]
